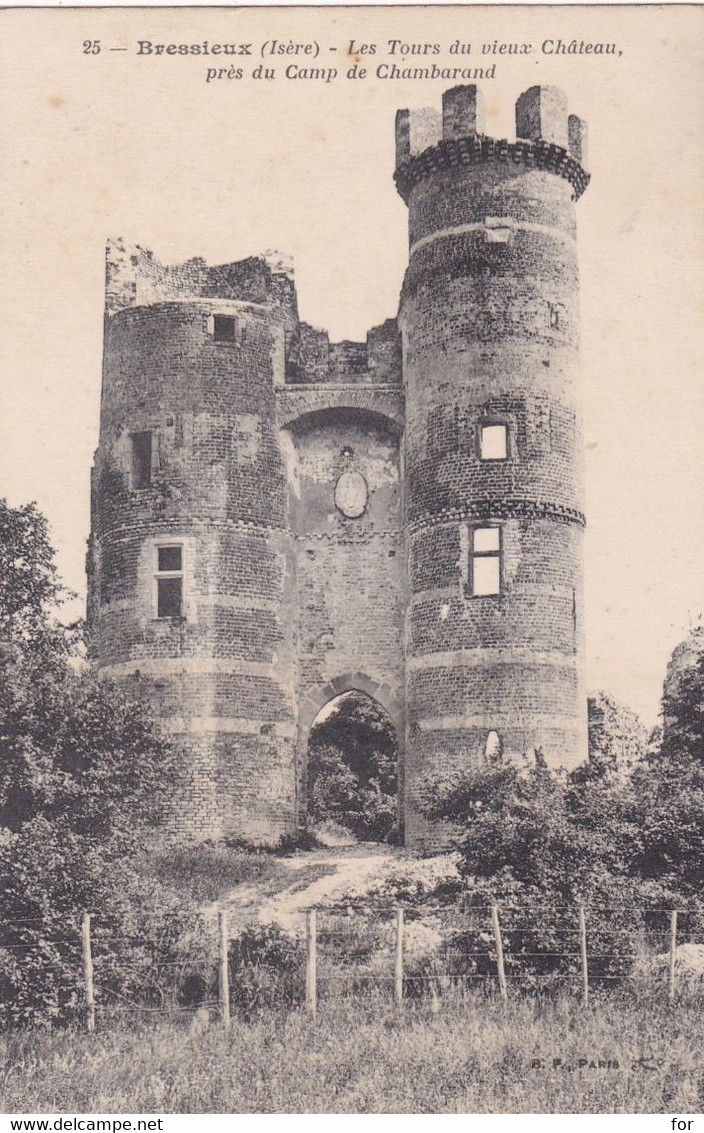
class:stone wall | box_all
[587,692,649,781]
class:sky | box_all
[0,5,702,726]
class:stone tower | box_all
[88,250,301,842]
[395,85,589,841]
[88,84,590,847]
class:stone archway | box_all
[297,672,405,838]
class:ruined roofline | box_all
[104,238,297,317]
[288,317,401,386]
[104,237,401,383]
[395,84,589,202]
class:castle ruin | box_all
[87,84,590,847]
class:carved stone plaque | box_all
[334,470,368,518]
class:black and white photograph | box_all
[0,3,702,1119]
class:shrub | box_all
[227,925,305,1019]
[418,751,703,987]
[0,820,216,1027]
[273,829,322,855]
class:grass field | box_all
[1,990,701,1114]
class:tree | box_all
[624,650,704,900]
[423,753,638,899]
[0,499,71,646]
[0,656,178,837]
[422,714,703,983]
[662,651,704,765]
[0,498,193,1026]
[423,659,704,911]
[0,497,177,840]
[421,752,647,982]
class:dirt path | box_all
[220,843,400,933]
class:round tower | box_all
[396,85,590,845]
[87,243,299,843]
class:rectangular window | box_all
[130,431,152,489]
[213,315,237,343]
[157,577,182,618]
[155,544,183,618]
[470,526,501,596]
[480,424,508,461]
[158,545,182,573]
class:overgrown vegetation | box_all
[415,658,704,979]
[226,925,305,1019]
[0,499,210,1026]
[1,496,702,1039]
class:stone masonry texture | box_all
[88,85,590,848]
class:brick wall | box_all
[90,289,298,842]
[283,411,405,819]
[91,255,406,841]
[396,85,589,848]
[290,320,401,386]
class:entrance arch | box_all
[297,672,405,839]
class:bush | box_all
[0,655,190,1027]
[273,829,322,856]
[0,820,216,1027]
[227,925,305,1019]
[308,745,397,842]
[418,750,703,986]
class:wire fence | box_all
[303,901,704,1018]
[1,900,701,1029]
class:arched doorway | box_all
[306,690,399,843]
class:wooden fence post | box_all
[81,912,95,1033]
[578,906,589,1008]
[490,904,508,1002]
[668,910,678,1002]
[306,909,317,1021]
[394,906,404,1011]
[218,909,230,1031]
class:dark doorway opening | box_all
[306,690,398,843]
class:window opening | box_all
[480,424,508,461]
[213,315,237,343]
[485,730,503,759]
[130,431,152,489]
[470,526,501,596]
[156,544,183,618]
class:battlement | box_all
[105,238,298,318]
[395,84,589,201]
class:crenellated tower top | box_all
[394,84,589,203]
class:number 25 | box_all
[82,40,101,55]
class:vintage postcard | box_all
[0,4,702,1121]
